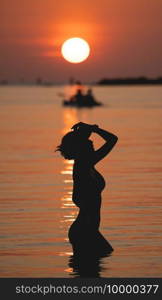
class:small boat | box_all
[62,88,103,108]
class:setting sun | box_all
[61,37,90,64]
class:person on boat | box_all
[73,89,84,106]
[57,122,118,257]
[85,88,96,106]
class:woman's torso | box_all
[72,162,106,208]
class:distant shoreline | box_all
[96,77,162,85]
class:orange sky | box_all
[1,0,162,83]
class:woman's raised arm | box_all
[92,126,118,164]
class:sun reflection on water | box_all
[59,109,79,263]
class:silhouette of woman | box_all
[57,122,118,258]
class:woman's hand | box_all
[71,122,98,140]
[71,122,98,132]
[71,122,85,131]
